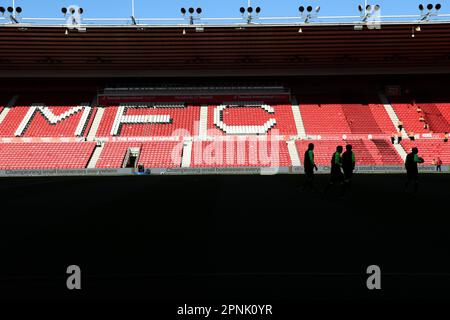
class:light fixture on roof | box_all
[0,5,23,23]
[239,5,261,24]
[298,27,303,33]
[358,3,381,22]
[61,5,85,32]
[357,3,381,29]
[419,3,442,20]
[298,4,320,23]
[181,7,202,25]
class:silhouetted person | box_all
[404,147,424,193]
[324,145,344,194]
[342,144,356,193]
[302,143,318,192]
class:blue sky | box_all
[1,1,444,19]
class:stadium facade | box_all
[1,20,450,176]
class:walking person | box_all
[302,143,318,192]
[342,144,356,193]
[404,147,424,193]
[324,145,344,194]
[436,157,443,172]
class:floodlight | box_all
[247,7,253,13]
[188,7,194,14]
[374,5,380,11]
[307,6,312,12]
[419,4,424,11]
[366,5,371,11]
[299,6,305,13]
[0,7,5,14]
[358,5,363,12]
[69,7,75,14]
[78,8,83,14]
[7,7,13,13]
[240,7,245,14]
[196,8,202,14]
[427,4,433,10]
[255,7,261,14]
[16,7,22,14]
[61,7,67,15]
[315,6,321,13]
[181,7,186,15]
[436,3,442,10]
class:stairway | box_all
[291,96,306,137]
[87,107,104,139]
[286,140,301,166]
[87,143,105,168]
[393,143,408,161]
[181,139,193,167]
[378,92,407,137]
[198,106,208,137]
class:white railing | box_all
[2,14,450,27]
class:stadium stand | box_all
[420,103,450,133]
[401,140,450,165]
[95,141,183,168]
[391,103,431,134]
[300,104,352,134]
[0,94,94,137]
[208,105,297,135]
[295,138,402,166]
[0,91,448,170]
[95,105,200,137]
[191,138,291,167]
[300,103,397,135]
[0,142,96,169]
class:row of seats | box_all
[295,139,403,166]
[0,103,448,137]
[191,139,291,167]
[95,141,182,168]
[0,142,96,169]
[96,106,200,137]
[401,140,450,165]
[0,139,447,170]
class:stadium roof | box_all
[2,22,450,78]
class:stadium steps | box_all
[75,105,92,136]
[87,142,105,168]
[87,107,104,139]
[393,143,408,161]
[181,139,193,167]
[378,92,408,138]
[287,140,301,166]
[291,98,306,137]
[199,105,208,137]
[15,105,38,136]
[0,96,15,124]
